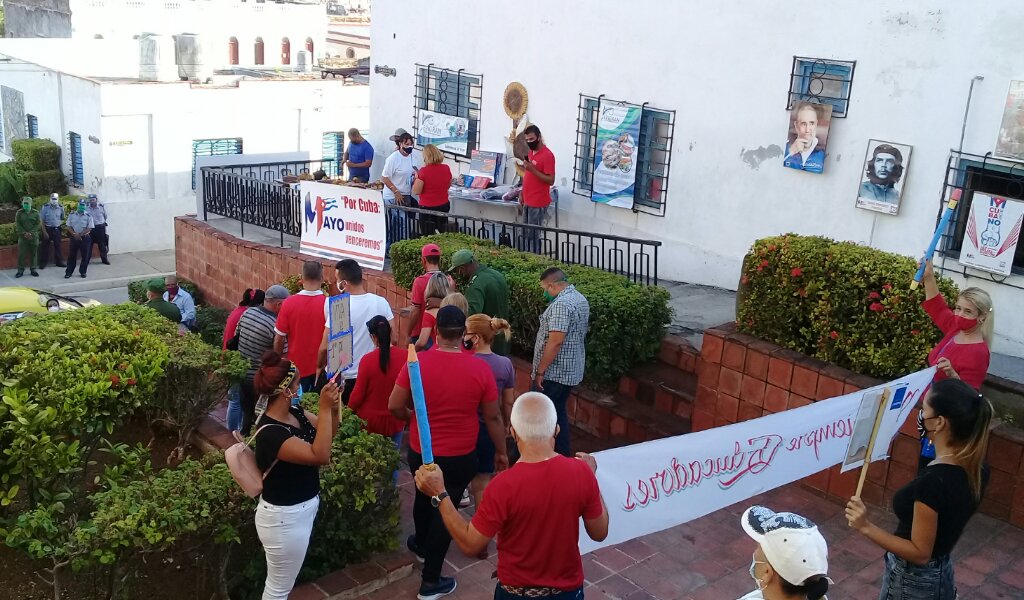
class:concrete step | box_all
[570,386,691,445]
[619,362,698,417]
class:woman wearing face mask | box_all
[916,260,992,470]
[252,351,341,600]
[846,379,992,600]
[739,505,830,600]
[464,314,513,513]
[414,272,453,351]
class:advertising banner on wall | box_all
[959,193,1024,277]
[299,182,386,271]
[578,367,935,554]
[416,109,470,155]
[591,101,642,209]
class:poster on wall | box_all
[592,100,642,209]
[995,80,1024,162]
[416,109,469,155]
[855,140,912,216]
[782,101,832,174]
[299,182,387,271]
[959,193,1024,277]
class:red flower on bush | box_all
[110,374,121,386]
[126,378,137,386]
[911,329,921,336]
[797,288,808,298]
[741,275,749,285]
[760,259,769,268]
[829,330,839,340]
[767,244,777,252]
[791,267,803,278]
[882,283,893,291]
[868,291,881,300]
[869,302,885,312]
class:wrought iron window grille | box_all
[192,138,243,190]
[413,63,483,159]
[787,57,856,118]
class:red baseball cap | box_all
[421,243,442,258]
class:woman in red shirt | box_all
[412,144,452,236]
[349,315,406,447]
[917,259,993,469]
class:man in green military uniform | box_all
[14,197,48,278]
[449,248,511,356]
[143,278,182,323]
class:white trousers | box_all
[255,495,319,600]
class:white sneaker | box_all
[459,489,471,508]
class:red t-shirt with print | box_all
[273,291,326,377]
[471,455,603,589]
[396,349,497,456]
[523,146,555,208]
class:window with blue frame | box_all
[788,57,856,118]
[192,138,243,190]
[322,132,344,177]
[69,132,84,187]
[27,115,38,139]
[572,95,675,216]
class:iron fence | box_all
[201,162,661,284]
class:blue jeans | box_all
[495,585,583,600]
[880,552,956,600]
[534,380,573,457]
[226,383,242,432]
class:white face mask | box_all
[749,554,768,591]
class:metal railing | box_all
[200,162,661,284]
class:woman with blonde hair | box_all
[847,379,992,599]
[916,260,992,469]
[464,314,514,514]
[412,143,452,236]
[414,272,453,351]
[440,291,468,314]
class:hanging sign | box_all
[416,109,469,155]
[591,101,642,209]
[299,182,386,271]
[959,193,1024,276]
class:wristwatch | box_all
[430,491,450,508]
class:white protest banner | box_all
[579,367,934,554]
[299,182,386,270]
[959,193,1024,277]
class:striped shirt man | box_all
[235,305,282,381]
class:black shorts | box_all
[475,419,495,474]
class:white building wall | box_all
[370,0,1024,357]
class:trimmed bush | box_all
[390,234,672,382]
[0,222,15,245]
[736,234,960,379]
[25,169,67,197]
[280,273,332,295]
[128,277,203,305]
[0,160,27,205]
[12,139,61,172]
[195,305,231,347]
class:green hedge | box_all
[0,222,14,245]
[128,277,203,305]
[390,233,672,382]
[11,139,61,172]
[736,234,960,379]
[0,161,26,205]
[24,169,67,197]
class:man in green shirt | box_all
[14,197,48,278]
[144,278,182,324]
[449,249,511,356]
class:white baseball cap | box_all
[741,505,829,587]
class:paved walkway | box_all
[0,249,175,297]
[354,469,1024,600]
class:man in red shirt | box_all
[390,306,508,600]
[520,125,555,254]
[405,243,454,344]
[273,261,327,392]
[414,391,608,600]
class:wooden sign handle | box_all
[856,388,892,497]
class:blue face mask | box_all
[292,383,303,407]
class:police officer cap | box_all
[145,278,165,293]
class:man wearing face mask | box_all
[448,249,511,356]
[163,274,197,331]
[85,194,111,265]
[412,392,607,600]
[531,267,589,457]
[64,200,94,279]
[38,193,66,269]
[520,125,555,253]
[317,259,393,406]
[14,196,47,278]
[381,129,418,206]
[739,505,830,600]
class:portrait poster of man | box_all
[995,80,1024,162]
[855,140,912,216]
[782,101,832,174]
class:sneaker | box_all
[80,273,86,278]
[15,271,23,278]
[406,534,425,563]
[417,576,456,600]
[30,270,39,277]
[459,489,471,508]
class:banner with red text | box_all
[579,367,935,554]
[299,182,386,270]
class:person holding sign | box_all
[738,506,830,600]
[413,392,606,600]
[845,379,993,600]
[389,306,508,600]
[916,260,993,469]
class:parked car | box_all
[0,287,101,323]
